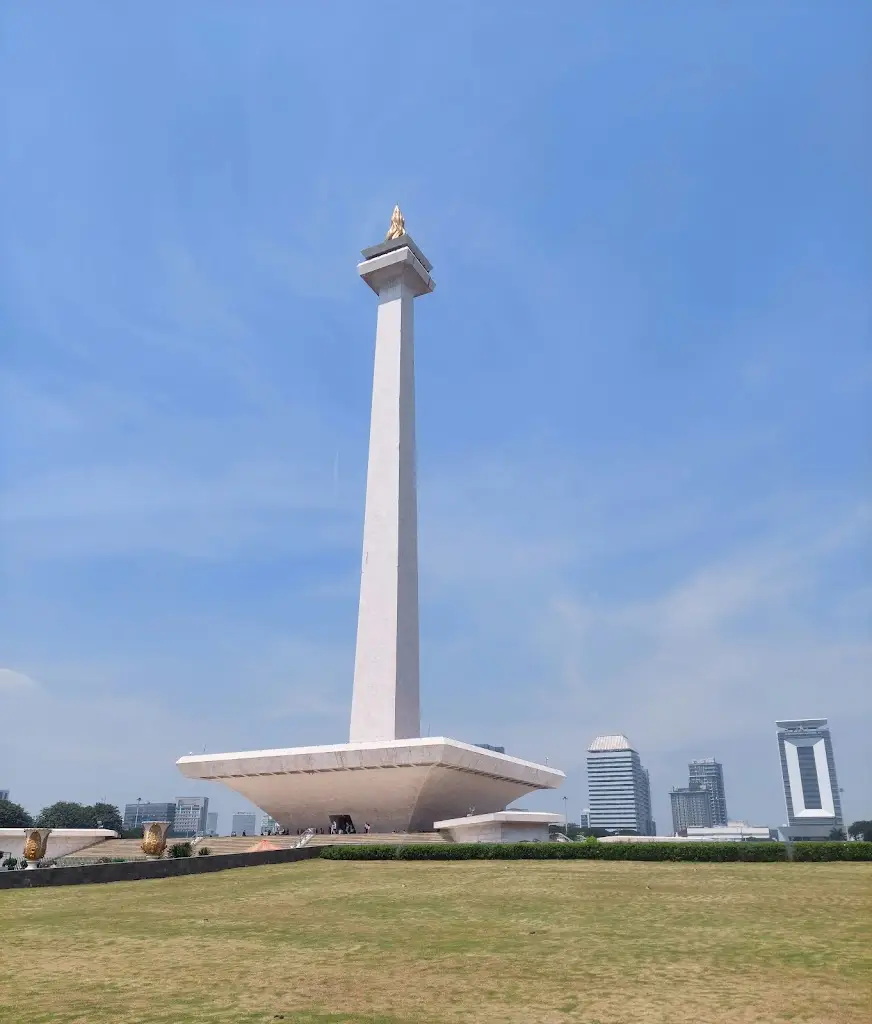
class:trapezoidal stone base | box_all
[176,737,564,834]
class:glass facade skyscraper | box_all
[122,801,177,832]
[231,811,257,835]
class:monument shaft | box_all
[350,274,421,742]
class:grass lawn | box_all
[1,860,869,1024]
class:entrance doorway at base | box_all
[329,814,356,835]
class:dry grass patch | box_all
[0,860,869,1023]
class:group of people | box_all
[291,821,373,836]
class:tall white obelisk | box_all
[178,210,564,831]
[349,207,434,743]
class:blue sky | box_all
[1,3,869,834]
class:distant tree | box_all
[0,799,33,828]
[91,802,123,834]
[36,802,96,828]
[828,827,847,841]
[847,820,872,842]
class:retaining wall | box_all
[0,845,323,889]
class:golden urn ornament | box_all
[385,204,406,241]
[22,827,52,868]
[141,821,171,858]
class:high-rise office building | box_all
[205,812,219,836]
[776,719,843,839]
[174,796,209,837]
[578,810,590,830]
[123,801,177,832]
[670,786,714,833]
[231,811,257,836]
[0,790,9,802]
[587,735,655,835]
[688,759,728,826]
[261,815,279,835]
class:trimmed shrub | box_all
[792,841,872,862]
[197,846,211,856]
[168,842,193,859]
[320,842,788,862]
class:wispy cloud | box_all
[0,668,40,692]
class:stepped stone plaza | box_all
[177,209,564,833]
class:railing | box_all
[294,828,316,849]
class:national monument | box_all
[177,209,564,833]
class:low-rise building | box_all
[434,811,561,843]
[686,821,775,842]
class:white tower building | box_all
[776,718,843,840]
[176,210,564,833]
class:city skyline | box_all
[1,6,869,833]
[2,718,858,837]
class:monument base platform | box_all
[177,737,564,834]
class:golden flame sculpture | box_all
[22,827,52,866]
[141,821,171,858]
[385,204,406,241]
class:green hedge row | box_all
[320,842,789,862]
[792,842,872,862]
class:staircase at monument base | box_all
[62,832,447,862]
